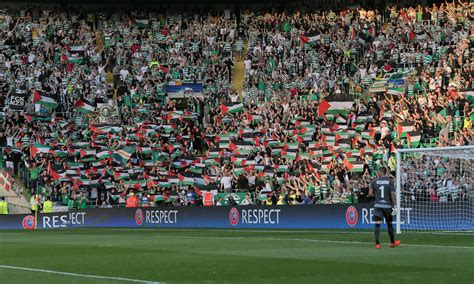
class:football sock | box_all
[387,223,395,243]
[375,224,381,244]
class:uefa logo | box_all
[22,215,36,230]
[229,207,239,226]
[135,209,144,226]
[345,206,358,227]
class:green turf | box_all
[0,229,473,283]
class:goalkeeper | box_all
[368,168,400,249]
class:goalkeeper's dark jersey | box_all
[371,176,395,209]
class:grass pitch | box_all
[0,229,473,283]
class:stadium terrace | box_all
[0,2,472,212]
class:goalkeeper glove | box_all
[392,207,398,216]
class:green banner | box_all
[214,192,251,205]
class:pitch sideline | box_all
[0,265,162,283]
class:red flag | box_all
[32,91,42,104]
[50,169,61,180]
[299,35,309,43]
[379,104,385,120]
[318,99,331,117]
[344,159,354,171]
[220,104,229,115]
[397,124,403,138]
[147,179,153,190]
[229,142,237,152]
[253,137,260,147]
[244,165,255,172]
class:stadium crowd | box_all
[0,2,473,209]
[400,153,473,203]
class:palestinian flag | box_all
[282,149,298,160]
[406,130,421,147]
[318,94,354,116]
[300,31,321,44]
[137,147,153,155]
[337,138,351,148]
[274,165,289,173]
[361,130,375,140]
[345,160,365,173]
[220,103,244,115]
[80,149,96,158]
[33,91,58,109]
[24,114,51,123]
[96,150,112,159]
[67,55,84,64]
[355,114,367,123]
[397,121,415,138]
[30,144,51,157]
[129,15,149,28]
[74,99,96,114]
[50,169,67,180]
[114,171,130,180]
[178,173,194,186]
[124,179,147,189]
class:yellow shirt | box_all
[463,118,471,129]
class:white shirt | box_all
[221,176,232,190]
[119,69,129,81]
[244,59,252,70]
[28,53,36,63]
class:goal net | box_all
[395,146,474,233]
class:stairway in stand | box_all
[230,40,248,99]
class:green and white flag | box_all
[386,87,404,96]
[113,146,136,163]
[67,55,84,64]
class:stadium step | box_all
[231,40,249,98]
[0,178,31,214]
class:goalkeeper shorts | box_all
[373,207,393,223]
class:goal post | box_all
[395,145,474,234]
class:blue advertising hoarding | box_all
[0,203,434,230]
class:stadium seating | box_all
[0,3,472,209]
